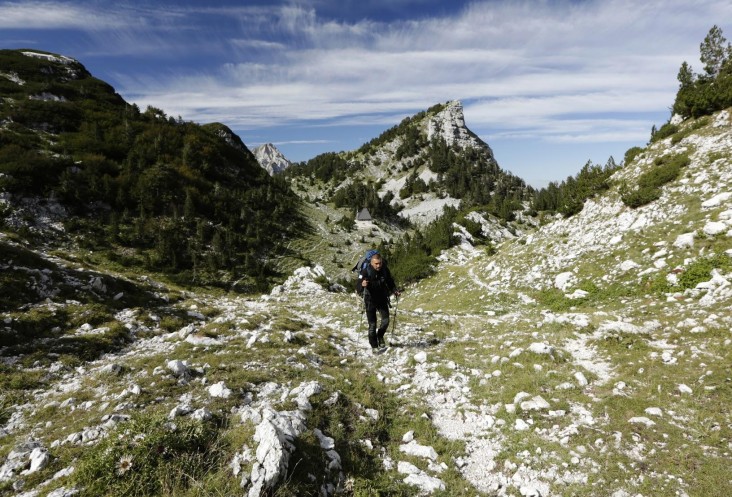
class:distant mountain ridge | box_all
[251,143,292,176]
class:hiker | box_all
[356,252,399,353]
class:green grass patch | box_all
[0,364,47,391]
[73,412,226,497]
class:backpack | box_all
[352,249,381,274]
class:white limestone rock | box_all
[208,381,232,399]
[46,488,79,497]
[314,428,335,450]
[703,221,727,236]
[23,447,51,475]
[251,143,292,176]
[701,191,732,208]
[620,260,640,271]
[566,289,589,299]
[192,408,213,421]
[404,472,446,493]
[397,460,421,475]
[248,408,307,497]
[519,395,550,411]
[520,485,545,497]
[0,442,47,481]
[167,360,189,377]
[426,101,485,152]
[169,404,193,419]
[574,372,589,387]
[271,265,328,295]
[644,407,663,417]
[677,384,693,394]
[528,342,554,355]
[554,272,576,291]
[673,232,695,249]
[289,381,322,411]
[628,416,655,427]
[513,392,531,405]
[399,440,438,461]
[514,419,530,431]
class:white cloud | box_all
[121,0,729,136]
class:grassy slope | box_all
[397,109,732,496]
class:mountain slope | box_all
[0,49,306,290]
[396,107,732,496]
[3,102,730,495]
[287,100,532,225]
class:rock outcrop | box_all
[426,100,492,153]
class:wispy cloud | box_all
[110,0,731,148]
[0,1,132,29]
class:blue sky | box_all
[1,1,730,187]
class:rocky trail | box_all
[5,259,726,497]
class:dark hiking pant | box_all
[366,305,390,348]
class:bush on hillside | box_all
[649,123,680,144]
[620,153,690,208]
[623,146,645,165]
[678,253,732,289]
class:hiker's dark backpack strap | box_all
[356,265,369,295]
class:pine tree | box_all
[700,25,731,78]
[677,61,694,88]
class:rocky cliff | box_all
[426,100,491,152]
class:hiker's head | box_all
[370,253,383,270]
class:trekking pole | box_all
[357,292,364,335]
[358,288,367,335]
[391,292,399,335]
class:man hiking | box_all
[356,252,399,353]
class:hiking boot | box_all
[378,337,386,348]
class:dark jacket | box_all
[357,264,396,308]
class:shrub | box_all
[621,153,690,208]
[679,253,732,289]
[336,214,355,232]
[620,186,662,209]
[623,146,644,165]
[650,122,680,143]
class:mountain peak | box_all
[252,143,292,176]
[426,100,489,152]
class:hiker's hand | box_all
[393,290,401,297]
